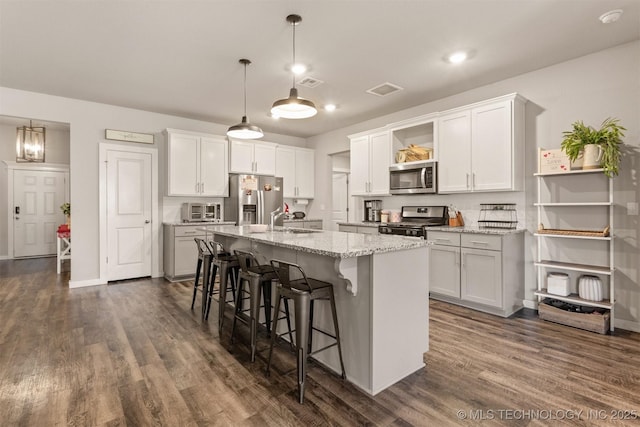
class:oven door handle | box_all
[420,168,427,188]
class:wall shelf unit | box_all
[534,168,614,331]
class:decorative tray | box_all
[537,224,610,237]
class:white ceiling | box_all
[1,1,638,138]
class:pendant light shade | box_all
[16,120,45,162]
[227,59,264,139]
[271,14,317,119]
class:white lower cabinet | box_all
[163,224,203,281]
[427,230,523,317]
[284,219,323,230]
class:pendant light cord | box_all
[243,61,248,117]
[291,19,296,88]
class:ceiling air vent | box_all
[366,82,403,97]
[297,76,324,88]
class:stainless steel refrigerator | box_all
[224,174,284,226]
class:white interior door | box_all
[107,150,152,281]
[332,172,349,230]
[13,170,66,257]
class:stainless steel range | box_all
[378,206,448,237]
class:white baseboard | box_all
[0,255,10,260]
[69,278,107,288]
[523,299,536,309]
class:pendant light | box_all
[271,14,317,119]
[227,58,264,139]
[16,120,45,162]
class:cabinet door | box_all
[200,136,228,196]
[472,100,512,191]
[254,143,276,176]
[357,226,379,235]
[369,131,391,195]
[429,245,461,298]
[461,248,502,308]
[339,225,358,233]
[174,236,200,277]
[438,110,471,193]
[295,149,315,198]
[167,133,199,196]
[305,220,323,229]
[350,136,370,195]
[230,139,255,173]
[276,147,296,197]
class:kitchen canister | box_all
[578,275,604,301]
[547,272,570,296]
[388,210,402,223]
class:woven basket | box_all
[537,224,609,237]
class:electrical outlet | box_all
[627,202,639,216]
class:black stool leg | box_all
[218,261,231,333]
[262,280,272,336]
[308,300,315,354]
[266,287,283,377]
[200,254,212,319]
[283,299,294,349]
[230,277,245,343]
[248,275,261,362]
[191,257,202,310]
[294,292,312,404]
[205,263,219,320]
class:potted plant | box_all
[560,117,626,177]
[60,202,71,227]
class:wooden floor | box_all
[2,258,640,426]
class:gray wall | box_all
[307,41,640,331]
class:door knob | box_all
[145,220,150,224]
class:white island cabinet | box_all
[437,93,526,193]
[165,129,228,197]
[201,225,429,396]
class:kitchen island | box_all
[200,225,430,395]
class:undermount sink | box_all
[279,228,323,234]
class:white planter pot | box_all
[582,144,603,170]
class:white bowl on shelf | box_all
[249,224,268,233]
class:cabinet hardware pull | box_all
[435,238,450,241]
[184,231,196,234]
[466,173,470,188]
[472,173,476,188]
[201,182,204,193]
[470,240,489,245]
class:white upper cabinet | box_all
[349,130,391,196]
[166,129,228,197]
[437,94,526,193]
[229,139,276,175]
[275,146,315,198]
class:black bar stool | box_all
[190,237,214,318]
[232,249,292,362]
[266,259,346,404]
[205,240,239,323]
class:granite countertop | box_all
[426,225,526,235]
[336,221,381,228]
[164,221,236,226]
[197,225,427,259]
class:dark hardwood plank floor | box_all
[1,257,639,426]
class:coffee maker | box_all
[364,199,382,222]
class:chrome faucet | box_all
[269,207,284,230]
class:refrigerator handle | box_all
[257,190,263,224]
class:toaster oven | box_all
[181,203,221,222]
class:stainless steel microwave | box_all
[181,202,221,222]
[389,160,437,194]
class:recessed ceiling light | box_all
[291,63,307,75]
[599,9,623,24]
[448,51,467,64]
[324,104,336,112]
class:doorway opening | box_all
[330,151,351,231]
